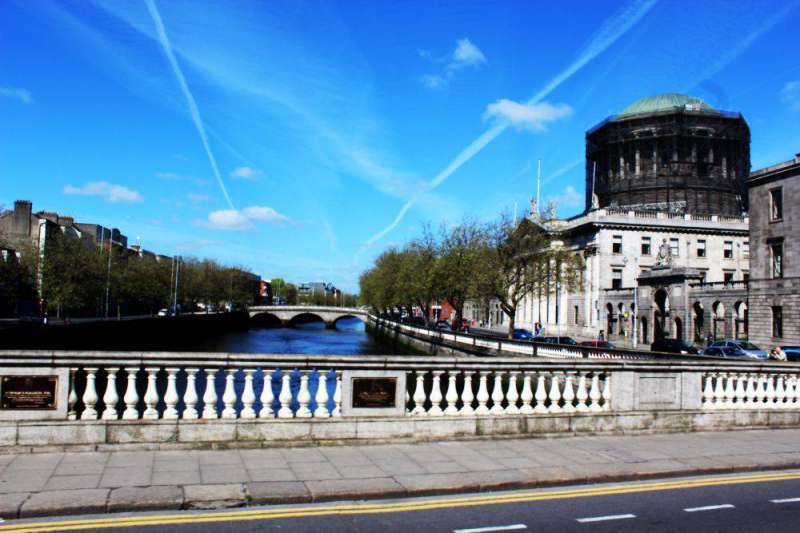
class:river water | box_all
[190,317,386,354]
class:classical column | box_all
[81,368,99,420]
[122,367,140,420]
[241,369,257,419]
[101,368,120,420]
[183,368,199,419]
[163,368,180,419]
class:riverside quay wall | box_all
[3,350,800,452]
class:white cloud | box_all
[63,181,143,203]
[0,87,33,104]
[450,38,486,70]
[201,205,289,231]
[420,37,486,89]
[230,166,263,180]
[483,99,572,131]
[550,185,583,208]
[781,81,800,112]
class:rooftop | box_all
[616,93,716,119]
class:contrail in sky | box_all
[361,0,658,250]
[145,0,235,209]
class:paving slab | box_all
[43,474,101,491]
[184,483,246,509]
[20,488,109,518]
[0,492,29,519]
[108,485,183,512]
[200,465,249,484]
[247,481,310,504]
[305,477,406,501]
[247,467,297,482]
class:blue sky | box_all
[2,0,799,291]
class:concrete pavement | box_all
[2,429,800,519]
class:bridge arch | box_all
[332,314,367,328]
[250,312,283,328]
[289,312,327,327]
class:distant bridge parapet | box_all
[247,305,368,328]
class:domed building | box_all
[585,93,750,216]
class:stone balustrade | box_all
[701,372,800,410]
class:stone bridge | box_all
[247,305,369,328]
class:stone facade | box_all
[746,154,800,348]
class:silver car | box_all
[708,340,768,360]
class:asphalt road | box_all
[5,470,800,533]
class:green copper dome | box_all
[617,93,715,118]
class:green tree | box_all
[433,220,486,325]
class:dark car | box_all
[782,347,800,361]
[434,320,452,331]
[533,336,578,345]
[580,340,616,349]
[512,328,533,340]
[651,338,700,354]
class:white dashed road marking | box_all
[576,514,636,523]
[454,525,527,533]
[684,504,735,512]
[771,497,800,503]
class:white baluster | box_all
[561,373,575,414]
[702,373,715,409]
[533,373,548,414]
[81,368,99,420]
[411,372,427,415]
[68,368,78,420]
[713,373,726,409]
[428,371,444,416]
[475,372,490,415]
[142,367,160,419]
[765,374,776,407]
[163,368,180,419]
[122,367,139,420]
[755,375,767,408]
[241,369,257,419]
[601,373,611,411]
[588,373,602,412]
[734,373,746,409]
[459,371,475,416]
[296,371,312,418]
[444,371,459,415]
[746,374,758,409]
[548,373,563,413]
[314,371,330,418]
[259,369,275,418]
[221,369,238,419]
[788,376,799,407]
[405,384,411,415]
[202,369,219,419]
[183,368,199,419]
[775,374,787,409]
[505,372,520,414]
[723,373,736,409]
[519,374,534,415]
[490,372,506,415]
[576,373,589,413]
[332,374,342,417]
[278,371,293,418]
[101,368,120,420]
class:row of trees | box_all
[269,277,359,307]
[1,230,259,319]
[359,214,584,338]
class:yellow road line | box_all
[3,471,800,533]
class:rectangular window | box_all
[743,272,749,283]
[771,188,783,221]
[724,241,733,259]
[611,269,623,289]
[612,235,623,254]
[773,306,783,338]
[771,242,784,278]
[670,238,679,257]
[699,270,708,283]
[724,271,734,284]
[697,239,706,258]
[743,241,750,259]
[641,236,651,255]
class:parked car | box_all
[708,340,768,360]
[782,347,800,361]
[579,340,615,349]
[651,338,700,354]
[512,328,533,340]
[702,346,748,358]
[434,320,452,331]
[533,336,578,345]
[157,308,168,317]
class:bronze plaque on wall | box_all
[1,376,58,410]
[352,377,396,408]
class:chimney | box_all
[12,200,32,236]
